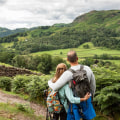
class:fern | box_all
[93,66,120,115]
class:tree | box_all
[37,54,52,74]
[52,56,65,70]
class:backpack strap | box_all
[70,103,73,114]
[80,65,84,71]
[69,65,84,73]
[46,108,53,120]
[68,68,76,74]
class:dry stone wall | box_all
[0,65,41,77]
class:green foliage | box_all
[1,10,120,54]
[81,58,94,66]
[26,75,51,101]
[0,51,15,64]
[0,27,28,38]
[0,103,44,120]
[83,44,90,49]
[0,74,51,102]
[93,54,120,60]
[37,54,52,74]
[12,55,32,68]
[0,35,18,43]
[11,74,51,101]
[17,104,26,112]
[12,54,66,74]
[13,26,120,53]
[0,77,12,91]
[17,103,34,113]
[93,67,120,116]
[52,56,66,70]
[12,75,31,93]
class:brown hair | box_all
[52,63,67,83]
[67,50,77,63]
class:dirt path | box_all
[0,90,46,117]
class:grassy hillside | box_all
[1,10,120,54]
[73,10,120,30]
[32,42,120,65]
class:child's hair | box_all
[52,63,67,83]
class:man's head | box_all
[67,50,78,63]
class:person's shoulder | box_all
[83,65,92,72]
[83,65,90,69]
[63,69,73,75]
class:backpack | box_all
[46,88,62,114]
[69,65,91,98]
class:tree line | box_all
[12,27,120,53]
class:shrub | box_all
[12,75,31,93]
[37,54,52,74]
[0,77,12,91]
[12,55,32,68]
[17,103,34,113]
[93,67,120,116]
[52,56,65,70]
[0,52,15,64]
[26,75,51,101]
[83,44,90,49]
[80,58,94,66]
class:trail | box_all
[0,90,46,117]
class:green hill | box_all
[73,10,120,30]
[1,10,120,54]
[0,27,30,38]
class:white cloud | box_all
[0,0,120,29]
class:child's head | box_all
[52,63,67,83]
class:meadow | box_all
[31,42,120,65]
[1,42,13,48]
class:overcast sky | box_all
[0,0,120,29]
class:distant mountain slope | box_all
[1,10,120,53]
[0,27,30,37]
[72,10,120,30]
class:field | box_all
[1,42,13,48]
[31,42,120,65]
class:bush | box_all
[81,58,94,66]
[52,56,66,70]
[0,77,12,91]
[0,52,15,64]
[12,55,32,68]
[12,74,51,101]
[26,75,51,101]
[12,75,31,93]
[83,44,90,49]
[93,67,120,116]
[37,54,52,74]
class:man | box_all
[48,50,96,96]
[48,50,96,120]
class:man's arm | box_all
[65,84,80,103]
[90,72,96,96]
[65,84,90,103]
[48,71,73,91]
[84,66,96,96]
